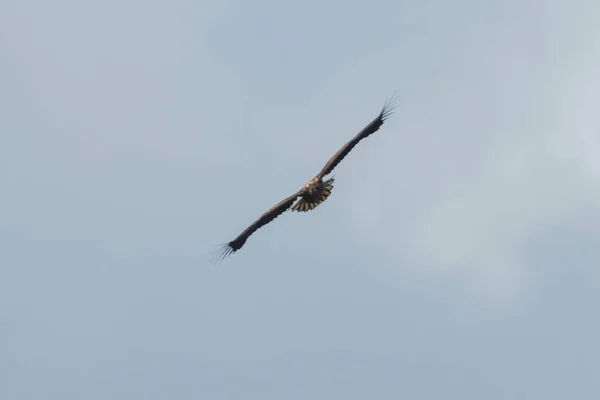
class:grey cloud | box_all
[2,0,600,399]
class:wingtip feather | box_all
[381,91,399,122]
[209,237,245,265]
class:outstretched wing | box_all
[317,94,398,179]
[210,191,301,264]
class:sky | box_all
[2,0,600,398]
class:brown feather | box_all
[317,94,398,179]
[210,191,301,264]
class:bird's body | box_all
[210,94,398,264]
[291,177,335,212]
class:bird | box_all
[210,94,398,264]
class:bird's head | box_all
[303,179,316,195]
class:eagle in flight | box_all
[211,94,398,264]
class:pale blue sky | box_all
[2,0,600,398]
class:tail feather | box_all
[291,178,335,212]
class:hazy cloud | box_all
[2,0,600,398]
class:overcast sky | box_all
[2,0,600,398]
